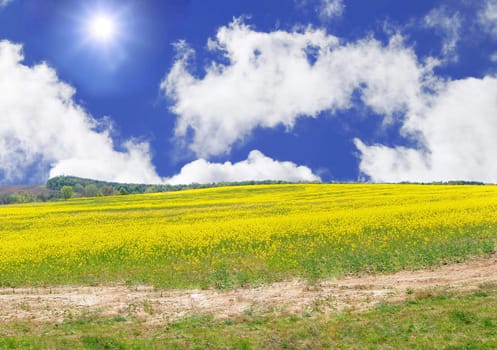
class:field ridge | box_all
[1,252,496,325]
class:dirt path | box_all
[1,254,496,325]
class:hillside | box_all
[46,175,295,195]
[1,183,495,287]
[1,183,496,348]
[1,175,486,206]
[0,176,297,205]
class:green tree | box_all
[60,186,74,200]
[83,184,98,197]
[101,185,115,196]
[119,187,129,195]
[145,185,159,193]
[73,183,84,194]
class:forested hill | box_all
[46,176,295,197]
[45,177,484,199]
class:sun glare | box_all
[89,14,116,42]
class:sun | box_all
[88,14,117,42]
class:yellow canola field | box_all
[0,184,496,287]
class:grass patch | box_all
[1,284,496,349]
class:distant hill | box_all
[0,176,485,206]
[0,176,301,205]
[46,176,296,196]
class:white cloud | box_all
[479,0,497,38]
[319,0,345,20]
[0,40,162,185]
[352,4,497,183]
[0,41,321,186]
[0,0,11,8]
[424,6,461,59]
[164,150,320,185]
[356,76,497,183]
[163,19,434,158]
[164,17,497,184]
[294,0,344,20]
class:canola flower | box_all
[0,184,496,288]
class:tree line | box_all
[0,190,60,205]
[47,176,297,200]
[1,176,486,205]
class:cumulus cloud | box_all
[163,19,434,158]
[164,17,497,183]
[319,0,345,20]
[424,6,461,59]
[164,150,320,185]
[356,76,497,183]
[0,40,162,185]
[0,42,320,186]
[352,4,497,183]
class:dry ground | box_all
[1,253,496,325]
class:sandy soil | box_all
[1,253,496,325]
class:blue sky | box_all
[1,0,497,185]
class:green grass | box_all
[1,284,496,349]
